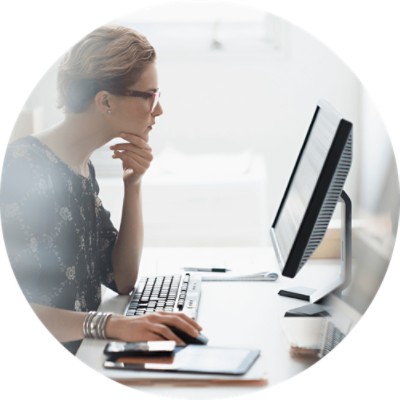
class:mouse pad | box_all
[104,345,260,375]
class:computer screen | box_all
[270,100,352,280]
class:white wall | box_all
[11,3,369,246]
[119,7,362,219]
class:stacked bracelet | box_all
[83,311,113,339]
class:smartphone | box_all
[104,341,176,357]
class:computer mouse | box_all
[169,326,209,345]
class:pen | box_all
[183,267,231,273]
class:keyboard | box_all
[319,320,346,357]
[124,273,202,320]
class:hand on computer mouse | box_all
[105,311,203,345]
[169,326,209,345]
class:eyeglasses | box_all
[121,89,161,113]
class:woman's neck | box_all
[36,112,112,177]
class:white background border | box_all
[0,1,399,399]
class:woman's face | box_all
[107,63,163,141]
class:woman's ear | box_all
[94,90,112,115]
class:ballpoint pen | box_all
[183,267,231,273]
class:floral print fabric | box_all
[0,136,118,313]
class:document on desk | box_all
[201,271,279,282]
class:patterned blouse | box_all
[0,136,118,317]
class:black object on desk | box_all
[170,326,209,345]
[284,304,331,317]
[104,341,176,357]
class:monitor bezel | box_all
[270,101,353,278]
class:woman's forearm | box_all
[31,303,87,343]
[32,305,203,347]
[111,181,143,294]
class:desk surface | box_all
[76,247,359,399]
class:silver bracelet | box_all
[83,311,96,338]
[97,312,112,340]
[83,311,113,339]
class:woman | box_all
[0,25,202,354]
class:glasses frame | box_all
[121,89,161,113]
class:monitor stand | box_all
[278,191,352,303]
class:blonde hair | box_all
[57,25,156,113]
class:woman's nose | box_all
[152,101,163,117]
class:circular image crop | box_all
[1,1,399,400]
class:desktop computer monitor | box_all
[270,100,353,302]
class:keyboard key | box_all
[124,274,201,319]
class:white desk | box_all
[76,247,359,399]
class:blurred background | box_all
[8,1,399,313]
